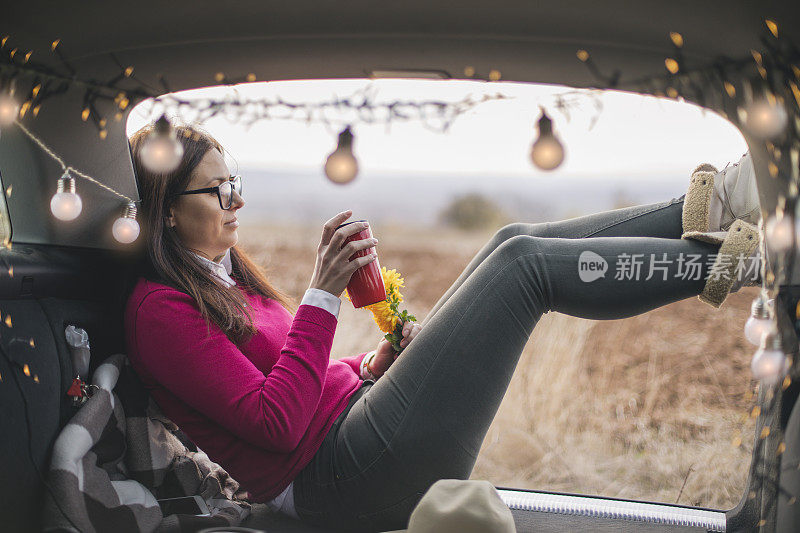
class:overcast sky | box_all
[126,79,748,181]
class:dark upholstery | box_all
[0,244,133,532]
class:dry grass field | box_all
[238,221,758,511]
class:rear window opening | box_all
[127,78,754,510]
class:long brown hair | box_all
[128,123,297,344]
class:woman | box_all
[124,124,760,532]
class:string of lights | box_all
[0,34,603,243]
[0,37,584,137]
[9,118,141,243]
[738,378,792,530]
[149,87,512,134]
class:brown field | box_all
[238,221,758,510]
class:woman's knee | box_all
[494,234,547,260]
[493,222,531,245]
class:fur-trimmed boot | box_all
[681,152,760,237]
[683,219,762,308]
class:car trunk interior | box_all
[2,1,800,531]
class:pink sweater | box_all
[124,277,367,502]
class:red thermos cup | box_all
[336,220,386,308]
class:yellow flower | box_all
[365,300,398,333]
[381,267,405,303]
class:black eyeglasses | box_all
[172,175,243,210]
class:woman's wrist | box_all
[360,350,378,380]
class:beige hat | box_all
[383,479,516,533]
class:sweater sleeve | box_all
[132,289,337,453]
[338,352,369,376]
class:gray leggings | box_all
[293,194,720,531]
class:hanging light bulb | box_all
[0,91,20,126]
[751,330,790,384]
[112,202,140,244]
[766,214,794,252]
[529,108,565,171]
[140,115,184,173]
[50,171,83,221]
[743,98,788,139]
[745,294,773,346]
[324,126,359,184]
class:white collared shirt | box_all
[191,249,237,288]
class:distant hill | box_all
[236,167,687,227]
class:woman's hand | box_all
[308,210,378,298]
[370,321,423,378]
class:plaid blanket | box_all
[43,353,252,532]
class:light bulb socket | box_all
[56,172,76,194]
[337,126,354,149]
[122,202,137,220]
[154,114,173,134]
[760,330,783,352]
[536,108,554,136]
[751,295,771,319]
